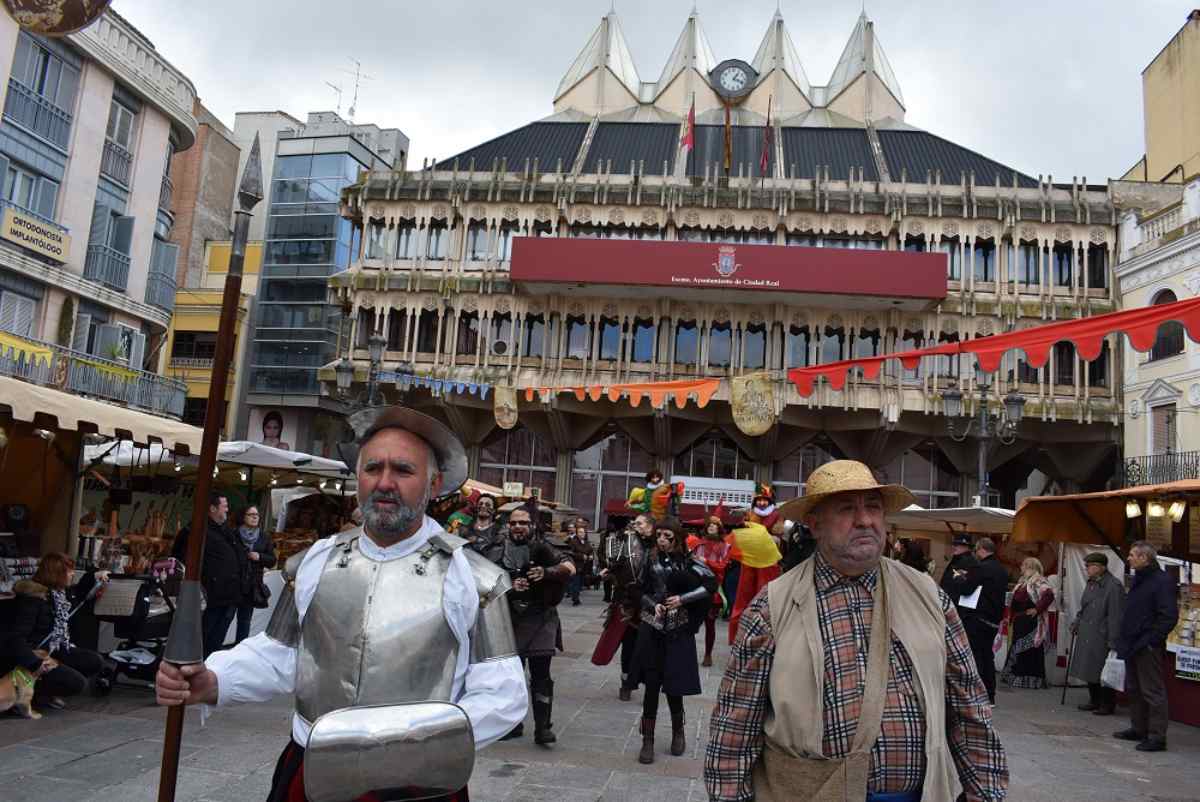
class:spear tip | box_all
[237,133,265,212]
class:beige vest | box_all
[752,558,961,802]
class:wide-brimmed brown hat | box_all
[777,459,916,521]
[338,406,467,498]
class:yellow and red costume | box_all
[724,522,781,643]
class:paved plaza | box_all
[2,591,1199,802]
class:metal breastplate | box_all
[295,535,460,724]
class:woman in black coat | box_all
[233,505,277,644]
[2,553,107,709]
[628,517,716,765]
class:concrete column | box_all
[555,449,574,506]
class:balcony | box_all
[0,331,186,419]
[159,174,173,213]
[84,243,131,291]
[100,140,133,186]
[2,78,72,150]
[144,269,176,312]
[1120,451,1200,487]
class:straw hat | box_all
[777,460,915,521]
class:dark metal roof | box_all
[686,125,772,178]
[780,129,878,181]
[876,130,1038,188]
[582,123,677,175]
[437,122,587,172]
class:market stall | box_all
[888,505,1016,579]
[1014,483,1200,725]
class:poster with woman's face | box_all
[249,407,296,452]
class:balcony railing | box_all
[2,78,72,150]
[0,332,186,418]
[84,243,131,291]
[1119,451,1200,488]
[169,357,214,369]
[159,174,173,213]
[144,269,176,311]
[100,140,133,186]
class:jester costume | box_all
[626,472,681,519]
[724,522,781,643]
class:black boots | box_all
[619,673,633,701]
[638,717,655,764]
[533,678,556,746]
[670,707,686,756]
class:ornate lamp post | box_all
[943,369,1026,506]
[334,333,387,408]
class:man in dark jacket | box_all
[939,534,979,616]
[172,493,245,657]
[1114,540,1178,751]
[969,537,1009,704]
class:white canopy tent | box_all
[83,440,351,480]
[888,505,1016,537]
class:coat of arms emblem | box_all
[713,245,740,278]
[731,372,776,436]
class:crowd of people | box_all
[2,403,1190,800]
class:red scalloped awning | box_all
[788,296,1200,397]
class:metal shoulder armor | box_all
[264,545,313,647]
[461,548,518,663]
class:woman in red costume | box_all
[724,520,781,643]
[691,516,731,666]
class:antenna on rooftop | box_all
[325,81,344,115]
[341,58,374,122]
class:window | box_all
[456,312,479,356]
[0,159,57,221]
[903,236,926,252]
[937,332,960,378]
[940,237,961,280]
[182,398,207,428]
[1087,243,1108,289]
[416,309,439,353]
[1150,289,1184,360]
[11,34,80,111]
[365,221,387,259]
[631,319,655,363]
[498,223,518,261]
[480,427,557,507]
[523,314,544,359]
[820,326,844,363]
[599,317,620,360]
[1017,243,1039,287]
[787,232,818,247]
[785,325,809,368]
[674,321,698,365]
[877,447,961,508]
[1053,342,1075,386]
[105,100,136,150]
[1052,243,1073,287]
[571,431,653,528]
[0,290,35,337]
[674,433,754,480]
[1152,404,1177,454]
[465,222,489,261]
[387,310,407,351]
[773,443,836,499]
[708,323,731,368]
[566,316,590,359]
[973,240,995,282]
[678,227,705,242]
[1088,341,1109,387]
[743,324,766,369]
[395,221,416,259]
[853,328,880,359]
[171,331,218,360]
[426,222,448,260]
[899,329,924,379]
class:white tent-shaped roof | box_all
[825,11,904,108]
[84,440,351,479]
[750,9,811,99]
[654,10,717,94]
[888,505,1015,537]
[555,11,642,102]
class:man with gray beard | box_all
[155,407,527,802]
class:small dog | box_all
[0,666,40,719]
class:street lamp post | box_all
[334,333,388,408]
[943,372,1026,506]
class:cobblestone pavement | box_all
[2,589,1199,801]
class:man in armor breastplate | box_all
[482,506,575,745]
[592,513,656,701]
[155,406,527,802]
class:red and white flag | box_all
[680,97,695,153]
[760,95,773,180]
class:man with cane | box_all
[1071,552,1124,716]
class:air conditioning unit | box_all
[491,340,510,356]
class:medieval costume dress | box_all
[725,522,782,644]
[206,517,527,802]
[692,524,731,666]
[590,526,653,697]
[483,533,574,743]
[1002,570,1056,690]
[628,547,717,761]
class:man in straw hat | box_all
[705,459,1008,802]
[155,406,528,802]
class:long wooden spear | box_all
[156,134,263,802]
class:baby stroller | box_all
[93,559,183,688]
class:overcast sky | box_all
[116,0,1188,181]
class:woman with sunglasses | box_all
[627,517,717,764]
[233,506,276,644]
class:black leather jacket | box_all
[639,552,718,618]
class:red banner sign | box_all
[510,236,947,305]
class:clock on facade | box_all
[709,59,757,101]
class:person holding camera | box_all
[483,506,575,745]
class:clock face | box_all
[719,66,748,93]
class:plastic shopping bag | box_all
[1100,651,1126,690]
